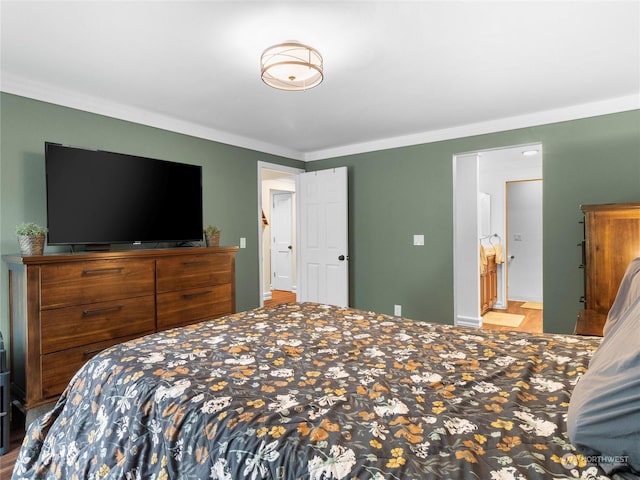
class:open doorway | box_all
[453,144,542,330]
[257,162,304,307]
[258,163,350,308]
[271,191,294,292]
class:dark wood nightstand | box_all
[575,309,607,336]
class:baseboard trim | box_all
[456,315,482,329]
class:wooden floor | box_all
[0,296,540,476]
[481,300,543,334]
[264,289,296,307]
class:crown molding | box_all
[2,73,637,163]
[0,73,306,161]
[303,94,640,161]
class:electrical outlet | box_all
[394,304,402,316]
[413,234,424,246]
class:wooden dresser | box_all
[5,247,238,420]
[576,203,640,335]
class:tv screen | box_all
[45,142,203,247]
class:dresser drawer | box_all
[157,284,233,330]
[41,332,150,399]
[41,296,156,354]
[41,259,155,308]
[157,254,232,292]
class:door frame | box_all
[257,161,304,307]
[452,153,482,327]
[452,143,542,327]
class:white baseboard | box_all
[456,315,482,328]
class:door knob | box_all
[338,255,345,261]
[288,245,292,250]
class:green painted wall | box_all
[307,110,640,333]
[0,92,304,348]
[1,92,638,354]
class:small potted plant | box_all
[16,222,48,255]
[204,225,221,247]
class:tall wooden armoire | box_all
[577,203,640,335]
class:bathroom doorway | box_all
[453,143,542,328]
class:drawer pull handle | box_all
[82,304,124,316]
[181,261,210,267]
[83,347,107,358]
[182,290,212,299]
[82,267,124,275]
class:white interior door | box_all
[271,191,294,291]
[297,167,349,307]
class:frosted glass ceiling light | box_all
[261,42,323,91]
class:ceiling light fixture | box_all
[260,42,323,91]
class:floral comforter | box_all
[13,302,610,479]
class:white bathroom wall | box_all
[507,180,543,302]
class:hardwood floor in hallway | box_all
[264,289,296,307]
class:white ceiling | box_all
[1,1,639,161]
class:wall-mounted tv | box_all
[45,142,203,248]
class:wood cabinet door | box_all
[584,208,640,313]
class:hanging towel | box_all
[493,244,504,264]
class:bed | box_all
[12,302,613,479]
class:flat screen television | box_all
[45,142,203,248]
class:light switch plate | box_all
[413,234,425,246]
[240,237,246,248]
